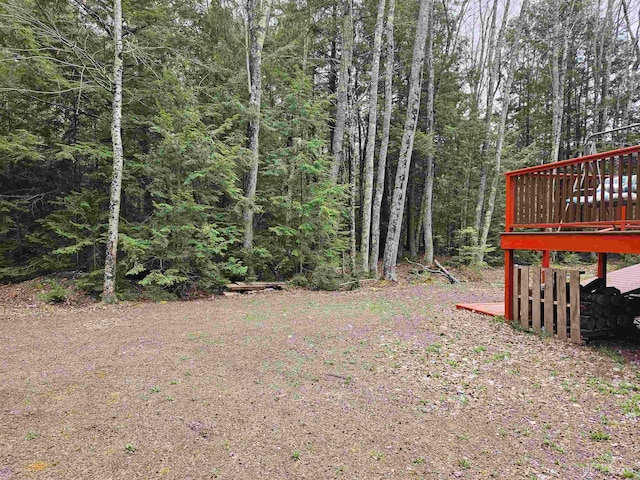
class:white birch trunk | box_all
[243,0,272,253]
[550,0,567,163]
[470,0,502,248]
[360,0,386,273]
[382,0,432,281]
[369,0,395,277]
[599,0,614,131]
[477,0,528,264]
[330,0,353,184]
[422,3,435,265]
[103,0,124,304]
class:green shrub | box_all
[289,274,310,288]
[310,265,342,291]
[38,283,68,304]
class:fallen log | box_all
[226,281,286,292]
[434,260,460,284]
[406,258,460,284]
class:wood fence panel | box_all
[556,269,567,340]
[520,266,530,329]
[512,266,581,342]
[513,265,520,321]
[544,268,554,335]
[569,270,581,343]
[531,266,541,333]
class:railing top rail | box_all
[505,145,640,177]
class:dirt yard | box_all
[1,271,639,479]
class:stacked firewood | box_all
[580,279,637,332]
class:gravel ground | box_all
[1,271,639,479]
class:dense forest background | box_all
[2,0,640,297]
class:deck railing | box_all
[505,145,640,231]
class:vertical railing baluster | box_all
[561,166,569,224]
[599,157,605,221]
[626,154,633,221]
[585,162,598,222]
[617,155,624,222]
[609,154,615,222]
[542,170,549,224]
[631,153,640,220]
[520,175,526,224]
[555,167,563,225]
[568,164,575,224]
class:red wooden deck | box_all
[502,145,640,320]
[456,302,504,317]
[583,262,640,294]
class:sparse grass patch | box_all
[542,436,565,453]
[596,345,625,364]
[492,351,510,361]
[370,451,384,461]
[593,463,611,474]
[589,430,610,441]
[622,394,640,417]
[458,458,471,469]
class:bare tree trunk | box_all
[422,2,435,265]
[408,175,417,258]
[551,0,571,162]
[382,0,432,281]
[622,0,640,69]
[369,0,395,277]
[470,0,503,248]
[330,0,353,184]
[599,0,614,132]
[348,63,359,274]
[360,0,386,273]
[550,0,563,163]
[243,0,272,255]
[477,0,528,264]
[103,0,124,304]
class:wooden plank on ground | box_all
[569,270,581,344]
[531,266,541,333]
[520,266,529,330]
[556,269,567,340]
[226,281,286,291]
[544,268,554,336]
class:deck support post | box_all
[541,250,551,283]
[597,252,607,285]
[504,249,514,321]
[542,250,550,268]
